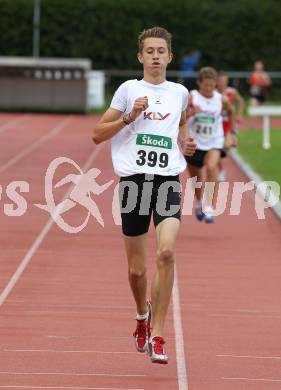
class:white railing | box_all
[248,105,281,149]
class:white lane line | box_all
[210,313,281,319]
[0,387,143,390]
[47,335,175,340]
[23,310,130,315]
[4,349,139,355]
[223,377,281,382]
[0,114,29,135]
[24,310,112,315]
[217,354,281,360]
[0,143,104,307]
[47,335,131,340]
[21,304,134,309]
[172,263,189,390]
[237,309,281,314]
[18,304,134,309]
[0,115,73,174]
[0,372,146,378]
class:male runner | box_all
[93,27,196,364]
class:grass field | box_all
[237,129,281,189]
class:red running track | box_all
[0,113,280,390]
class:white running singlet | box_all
[188,90,224,150]
[110,79,188,177]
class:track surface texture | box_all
[0,113,280,390]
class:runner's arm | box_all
[186,95,200,119]
[179,110,196,156]
[179,110,188,141]
[92,108,125,144]
[93,96,148,144]
[263,71,272,87]
[222,96,236,149]
[222,96,234,131]
[234,90,245,122]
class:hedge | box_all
[0,0,280,71]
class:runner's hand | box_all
[181,137,197,156]
[130,96,149,121]
[193,105,201,114]
[236,115,243,125]
[224,132,233,150]
[231,134,238,147]
[187,104,201,118]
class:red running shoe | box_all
[133,300,152,353]
[148,336,168,364]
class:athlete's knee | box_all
[205,162,218,174]
[128,264,146,279]
[157,246,175,266]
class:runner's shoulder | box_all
[225,86,236,97]
[160,81,189,109]
[214,90,222,99]
[116,79,138,90]
[226,86,236,93]
[167,80,189,94]
[190,89,198,96]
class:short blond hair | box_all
[198,67,217,82]
[138,27,172,53]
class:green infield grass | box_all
[237,129,281,190]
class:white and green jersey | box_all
[188,90,224,150]
[110,79,188,177]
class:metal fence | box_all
[104,70,281,105]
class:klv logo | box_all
[143,112,171,120]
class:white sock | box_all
[203,205,214,214]
[136,309,149,321]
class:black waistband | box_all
[120,173,179,183]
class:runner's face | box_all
[138,38,172,76]
[198,78,216,98]
[217,76,228,91]
[255,61,263,71]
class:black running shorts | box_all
[185,149,208,168]
[185,148,223,168]
[119,173,181,236]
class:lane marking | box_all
[46,335,175,340]
[24,310,127,315]
[0,387,144,390]
[17,304,134,309]
[223,377,281,382]
[172,264,189,390]
[217,354,281,360]
[237,309,281,314]
[0,143,104,306]
[0,116,73,174]
[47,335,132,340]
[4,349,139,355]
[210,313,281,319]
[0,114,29,135]
[0,372,146,377]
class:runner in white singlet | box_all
[93,27,196,364]
[110,78,189,177]
[185,67,233,222]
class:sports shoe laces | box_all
[133,320,150,338]
[152,336,165,354]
